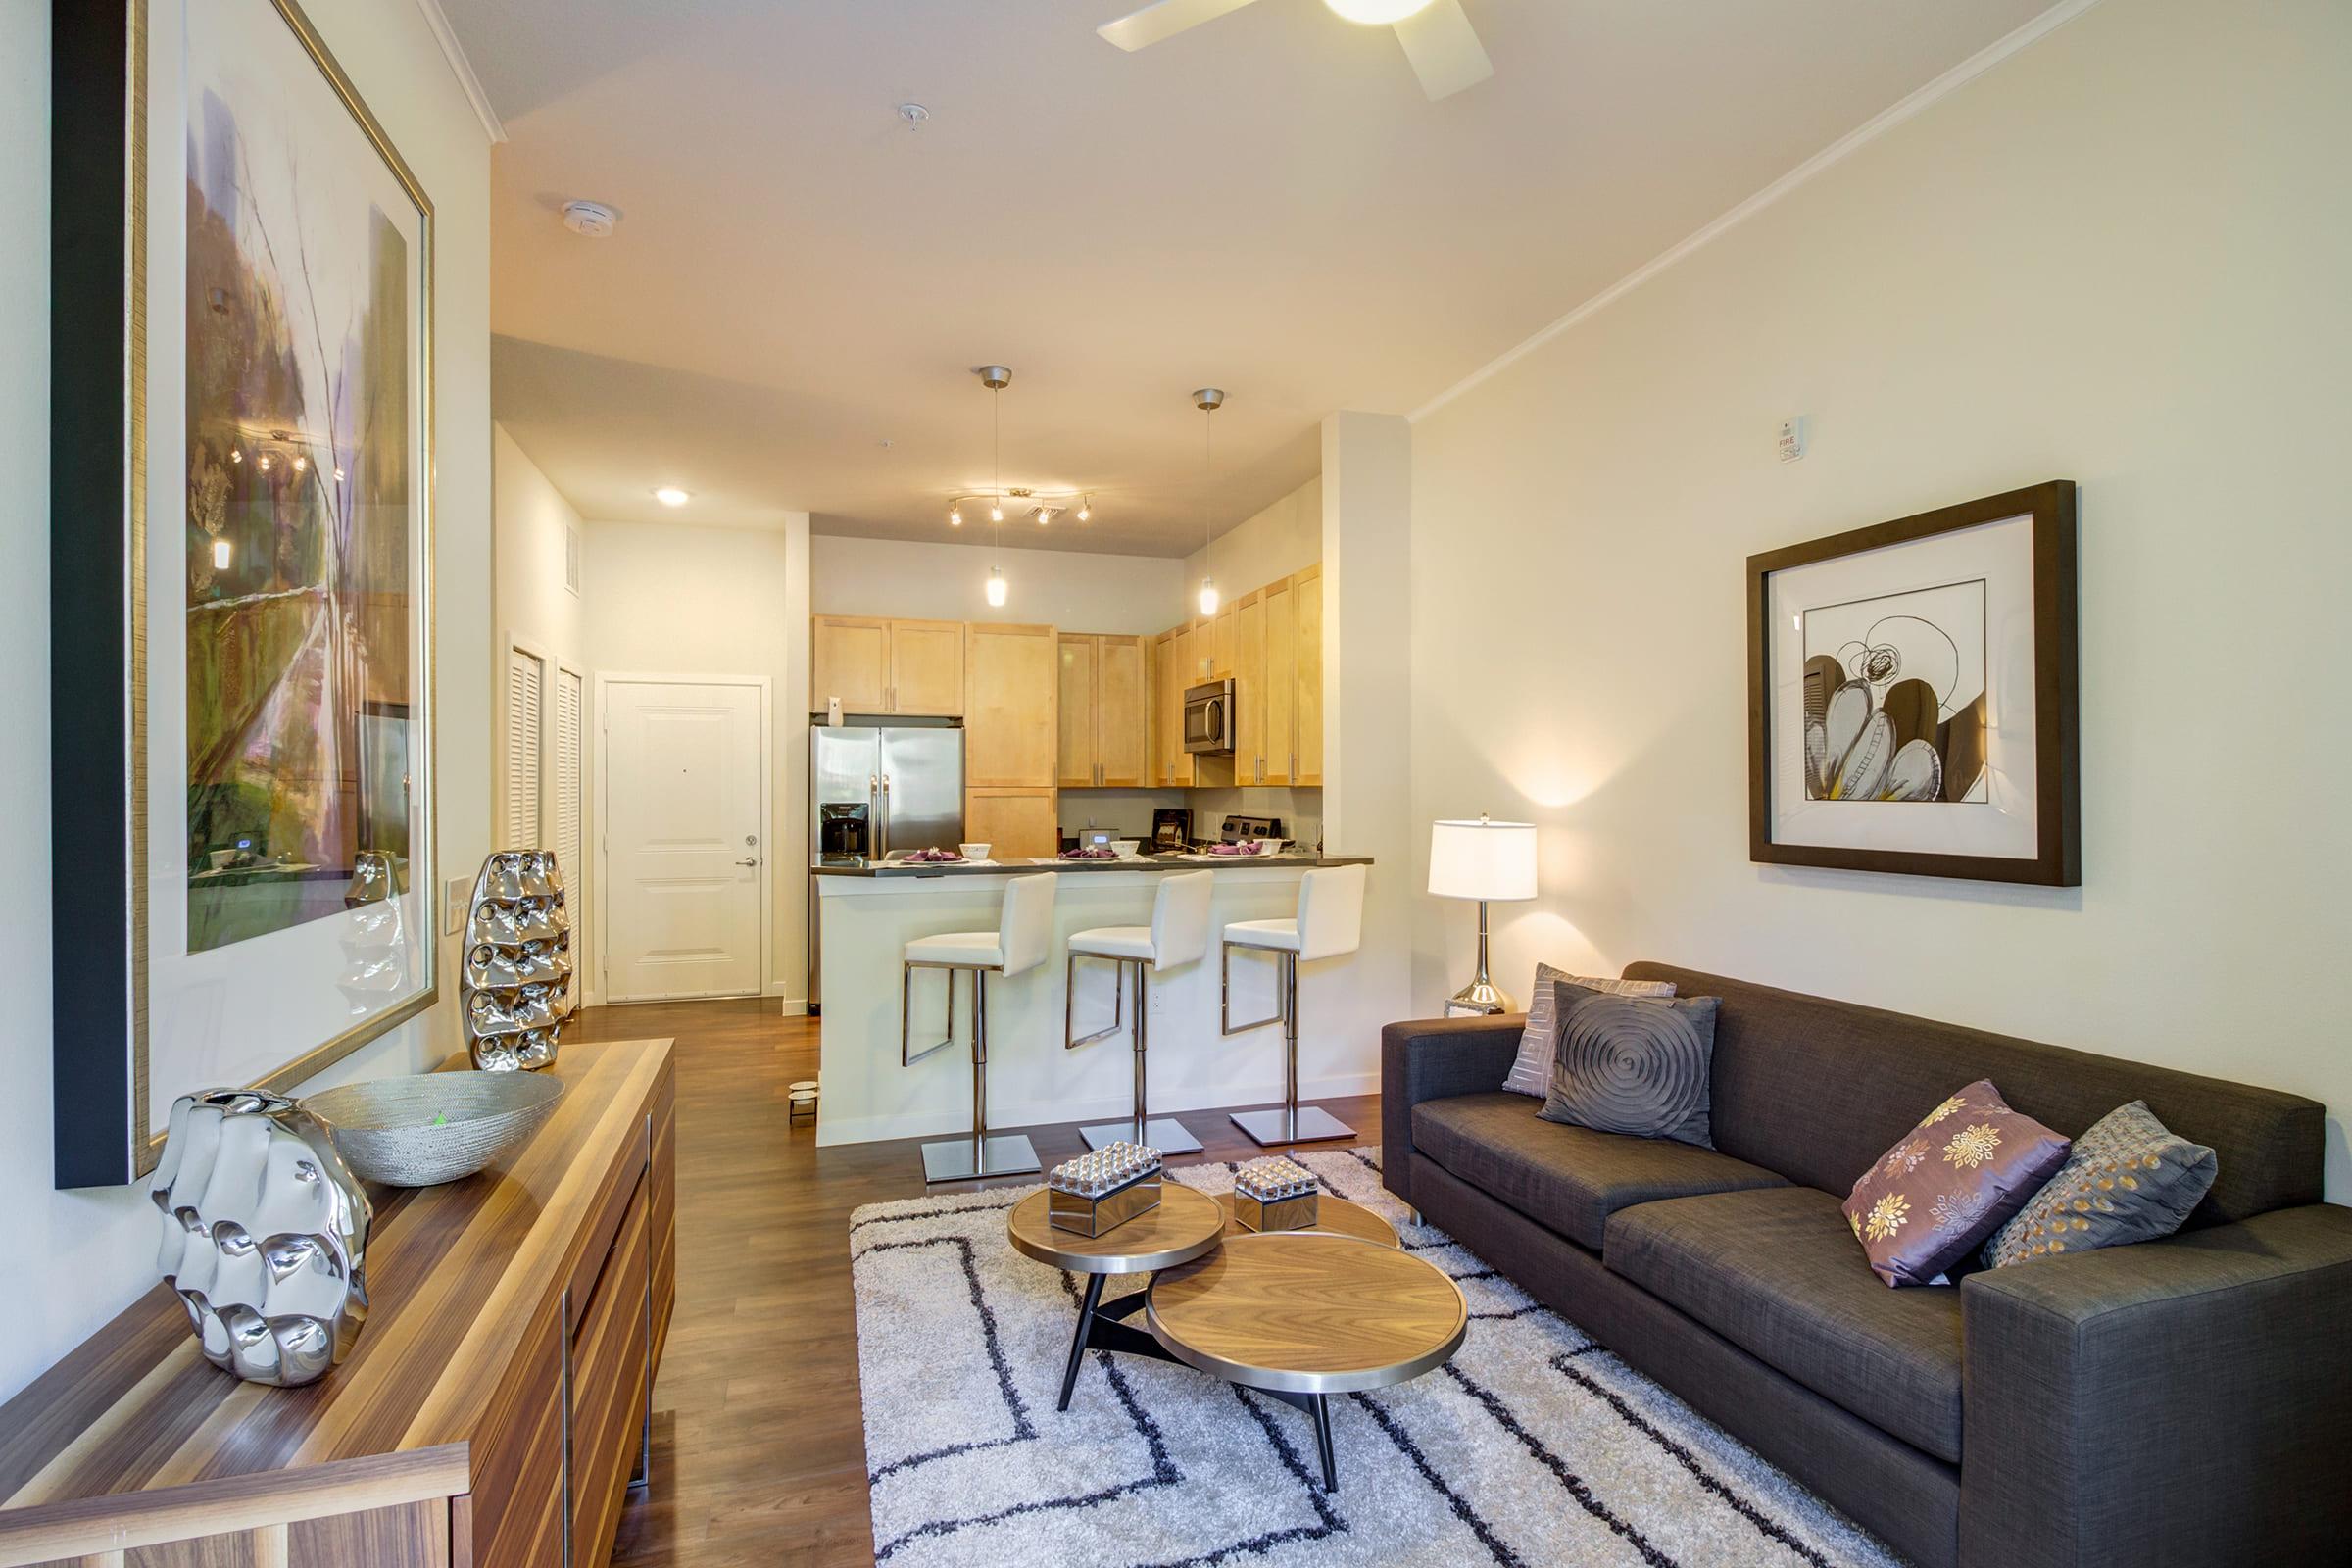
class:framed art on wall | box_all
[1746,482,2079,886]
[50,0,436,1187]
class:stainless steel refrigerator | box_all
[808,721,963,1011]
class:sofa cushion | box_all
[1500,964,1677,1097]
[1410,1092,1787,1251]
[1537,982,1719,1147]
[1605,1186,1965,1462]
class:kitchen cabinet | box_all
[1233,590,1266,783]
[1059,633,1151,788]
[965,622,1058,788]
[1295,564,1324,785]
[1260,573,1297,786]
[1155,629,1191,786]
[888,618,966,715]
[811,615,964,716]
[966,788,1059,859]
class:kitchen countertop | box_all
[811,853,1372,878]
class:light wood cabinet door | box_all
[811,616,889,713]
[1233,592,1266,784]
[1156,631,1190,786]
[889,619,965,715]
[1261,575,1297,787]
[1097,635,1150,787]
[965,623,1058,787]
[1295,564,1324,785]
[966,788,1059,860]
[1211,604,1236,678]
[1056,634,1100,789]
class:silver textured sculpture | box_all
[464,850,576,1071]
[151,1089,372,1387]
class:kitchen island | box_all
[810,854,1373,1147]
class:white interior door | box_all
[603,679,765,1002]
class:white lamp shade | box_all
[1428,818,1537,901]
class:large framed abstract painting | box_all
[1746,483,2079,886]
[50,0,436,1186]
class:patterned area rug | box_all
[850,1148,1904,1567]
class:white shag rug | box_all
[850,1148,1905,1567]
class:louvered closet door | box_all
[555,667,584,894]
[505,647,545,849]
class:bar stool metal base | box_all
[920,1133,1042,1183]
[1081,1116,1203,1154]
[1229,1104,1355,1146]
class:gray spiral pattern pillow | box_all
[1537,982,1718,1147]
[1500,964,1677,1097]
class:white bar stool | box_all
[1064,870,1214,1154]
[904,871,1058,1183]
[1221,863,1366,1146]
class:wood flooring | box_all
[582,997,1382,1567]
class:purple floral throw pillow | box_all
[1842,1079,2071,1289]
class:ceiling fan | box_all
[1097,0,1494,102]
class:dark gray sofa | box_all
[1381,963,2352,1568]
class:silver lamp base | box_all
[1230,1105,1355,1146]
[1446,977,1515,1016]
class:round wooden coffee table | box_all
[1007,1183,1225,1411]
[1146,1231,1466,1492]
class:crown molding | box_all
[413,0,508,144]
[1407,0,2106,424]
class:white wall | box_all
[491,423,589,894]
[812,534,1182,634]
[1408,0,2352,1198]
[1183,475,1322,600]
[582,517,811,1004]
[0,0,493,1402]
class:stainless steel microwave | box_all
[1183,678,1234,755]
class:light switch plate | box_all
[444,877,469,936]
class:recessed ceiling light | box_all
[654,486,691,507]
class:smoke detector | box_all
[562,200,619,238]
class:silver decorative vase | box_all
[151,1089,372,1387]
[464,850,576,1072]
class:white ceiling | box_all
[455,0,2058,554]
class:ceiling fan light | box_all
[1323,0,1435,24]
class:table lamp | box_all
[1428,815,1538,1015]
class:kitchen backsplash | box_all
[1057,787,1323,849]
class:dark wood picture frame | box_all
[1746,481,2080,886]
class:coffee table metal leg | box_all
[1058,1274,1107,1412]
[1311,1394,1338,1493]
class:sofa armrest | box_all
[1378,1014,1524,1207]
[1958,1202,2352,1568]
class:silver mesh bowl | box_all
[302,1072,565,1187]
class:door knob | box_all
[734,857,760,867]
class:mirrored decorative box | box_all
[1234,1155,1319,1233]
[1047,1142,1164,1236]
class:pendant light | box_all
[1194,388,1225,617]
[982,366,1010,605]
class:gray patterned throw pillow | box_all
[1537,982,1718,1148]
[1982,1101,2217,1269]
[1500,964,1677,1097]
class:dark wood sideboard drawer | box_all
[462,1298,565,1568]
[649,1072,676,1372]
[567,1172,650,1568]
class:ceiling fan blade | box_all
[1097,0,1264,52]
[1394,0,1494,100]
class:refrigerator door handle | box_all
[879,772,891,858]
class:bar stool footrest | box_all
[1230,1105,1355,1147]
[1081,1117,1203,1155]
[921,1133,1042,1183]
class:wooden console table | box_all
[0,1037,676,1568]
